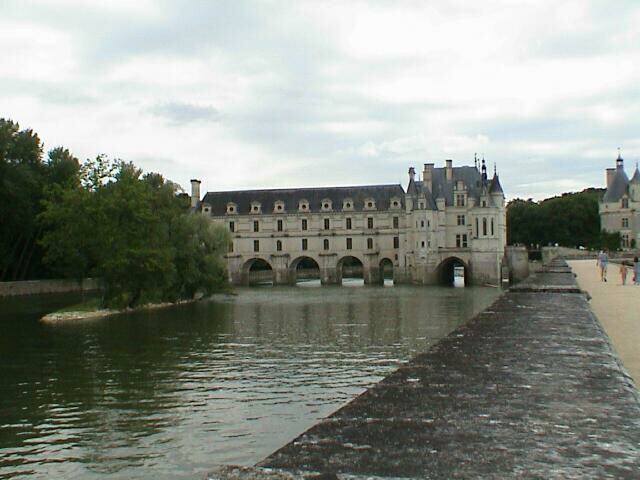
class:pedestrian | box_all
[620,262,628,285]
[634,257,640,285]
[596,250,603,271]
[600,250,609,282]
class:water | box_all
[0,284,500,479]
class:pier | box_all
[209,258,640,479]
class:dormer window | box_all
[342,198,354,210]
[321,198,332,211]
[250,201,261,214]
[390,197,401,209]
[364,198,376,210]
[202,203,211,214]
[226,202,237,214]
[622,197,629,209]
[456,180,464,190]
[274,200,285,213]
[298,199,309,212]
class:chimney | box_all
[423,163,434,192]
[190,179,201,208]
[408,166,416,182]
[606,168,615,188]
[445,159,453,181]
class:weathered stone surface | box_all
[257,259,640,479]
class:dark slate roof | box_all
[630,167,640,184]
[489,174,504,194]
[409,166,493,208]
[201,184,405,215]
[602,167,629,202]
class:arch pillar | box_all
[363,252,381,285]
[270,253,292,286]
[226,254,245,286]
[319,252,339,285]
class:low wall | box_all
[0,278,100,297]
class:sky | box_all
[1,0,640,200]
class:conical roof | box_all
[630,165,640,184]
[602,168,629,202]
[489,174,503,194]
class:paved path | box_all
[209,259,640,479]
[569,259,640,385]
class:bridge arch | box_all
[338,255,364,285]
[379,257,394,284]
[242,257,274,285]
[436,256,469,286]
[289,256,321,284]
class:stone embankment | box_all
[0,278,99,297]
[208,258,640,479]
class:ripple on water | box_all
[0,285,500,479]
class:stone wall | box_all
[0,278,100,297]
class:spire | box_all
[481,158,487,185]
[616,148,624,169]
[631,162,640,184]
[489,163,503,195]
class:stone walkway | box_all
[569,259,640,385]
[208,259,640,479]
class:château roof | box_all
[602,168,630,202]
[631,166,640,184]
[201,184,405,215]
[489,174,504,194]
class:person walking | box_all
[600,250,609,282]
[634,257,640,285]
[620,262,628,285]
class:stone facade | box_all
[194,158,506,286]
[599,153,640,249]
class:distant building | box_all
[599,153,640,249]
[192,158,506,285]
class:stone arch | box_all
[436,256,470,286]
[338,255,364,285]
[379,257,394,284]
[289,255,321,284]
[242,257,274,285]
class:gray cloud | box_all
[148,102,221,126]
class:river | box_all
[0,283,500,479]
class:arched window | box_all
[323,239,329,250]
[276,240,282,251]
[482,218,487,236]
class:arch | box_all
[242,258,274,285]
[289,255,320,284]
[379,257,394,285]
[436,256,469,287]
[338,255,364,285]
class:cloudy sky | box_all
[2,0,639,200]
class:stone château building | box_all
[192,158,507,285]
[599,153,640,249]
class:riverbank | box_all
[209,258,640,478]
[40,297,201,323]
[569,258,640,385]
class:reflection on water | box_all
[0,285,500,479]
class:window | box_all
[229,221,235,232]
[253,220,259,232]
[367,217,374,229]
[456,194,465,207]
[367,238,373,249]
[482,218,487,236]
[393,216,399,229]
[491,218,494,236]
[226,203,236,214]
[623,218,629,228]
[482,200,487,207]
[324,218,330,230]
[419,202,424,209]
[321,199,332,211]
[367,202,373,208]
[343,198,353,210]
[456,234,468,248]
[475,217,479,237]
[251,202,261,213]
[253,240,259,252]
[622,198,629,209]
[421,241,425,248]
[276,240,282,251]
[302,219,308,231]
[229,242,234,253]
[277,219,283,232]
[346,238,352,250]
[302,238,308,250]
[323,239,329,250]
[420,220,425,228]
[346,218,352,230]
[457,215,465,226]
[393,236,399,249]
[299,200,309,211]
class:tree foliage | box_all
[507,188,620,250]
[0,118,79,281]
[39,156,230,308]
